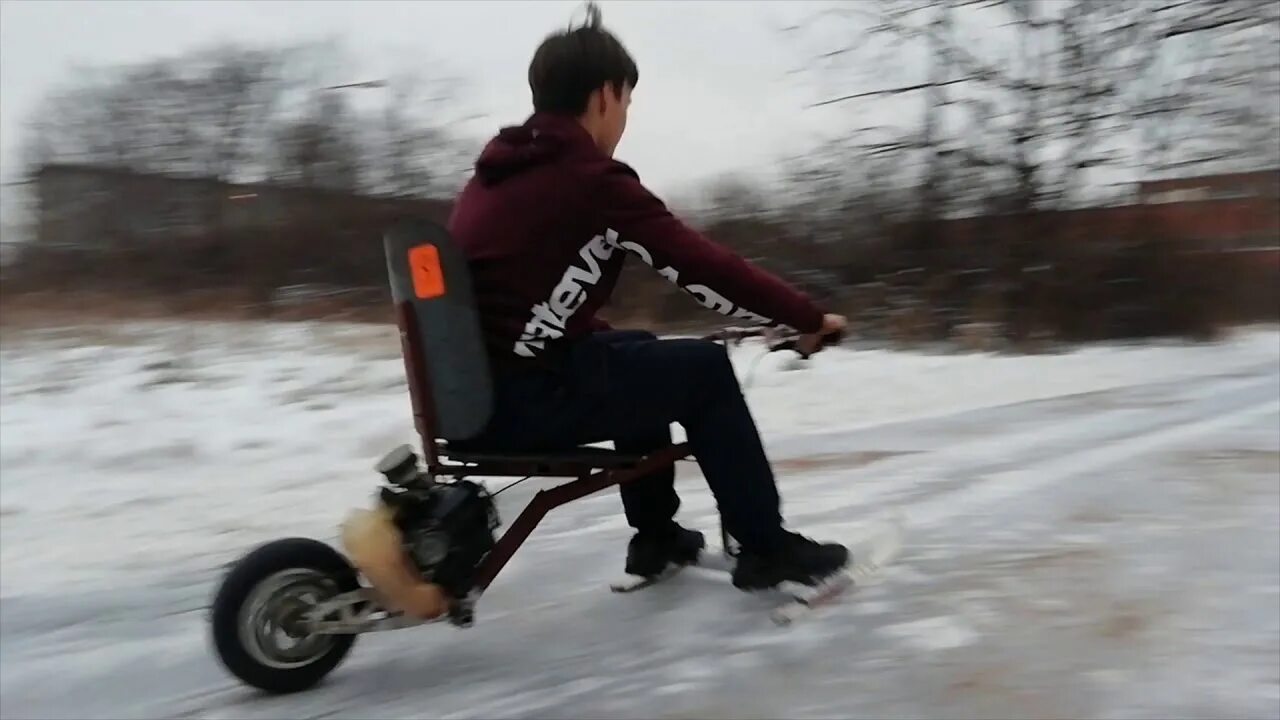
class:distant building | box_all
[1132,168,1280,256]
[33,163,452,251]
[912,168,1280,262]
[1138,168,1280,206]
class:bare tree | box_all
[10,39,477,314]
[369,70,475,198]
[26,45,297,180]
[270,90,363,192]
[764,0,1278,342]
[21,39,470,197]
[794,0,1279,211]
[1137,2,1280,175]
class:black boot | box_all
[625,522,705,577]
[731,531,849,590]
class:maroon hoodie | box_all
[448,113,824,364]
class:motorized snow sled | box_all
[207,218,900,694]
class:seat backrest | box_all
[383,217,493,445]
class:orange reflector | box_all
[408,244,446,299]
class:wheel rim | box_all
[237,569,340,669]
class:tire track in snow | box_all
[904,398,1280,527]
[716,371,1274,531]
[775,368,1278,538]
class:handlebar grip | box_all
[768,328,844,358]
[709,326,845,358]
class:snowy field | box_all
[1,320,1278,719]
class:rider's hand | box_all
[797,313,848,356]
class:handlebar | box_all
[703,326,845,359]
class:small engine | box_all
[375,446,500,599]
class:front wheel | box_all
[210,537,360,694]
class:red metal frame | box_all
[391,298,692,598]
[394,300,439,466]
[471,442,690,592]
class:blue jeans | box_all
[467,330,785,552]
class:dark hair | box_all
[528,2,638,115]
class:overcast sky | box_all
[1,0,861,209]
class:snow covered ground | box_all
[1,320,1278,719]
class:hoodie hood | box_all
[474,113,602,186]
